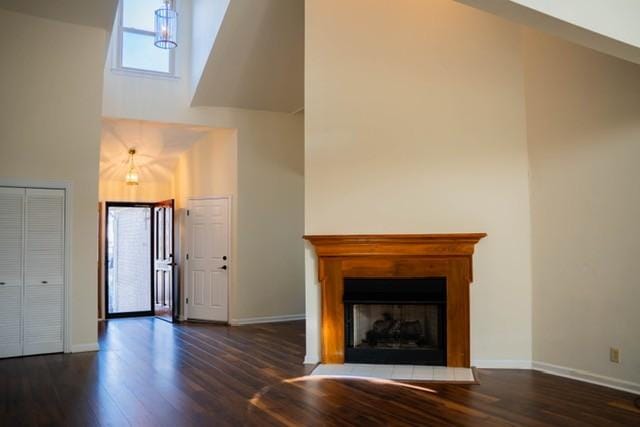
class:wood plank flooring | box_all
[0,318,638,426]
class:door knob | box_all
[222,256,227,261]
[219,265,227,270]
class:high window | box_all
[115,0,175,75]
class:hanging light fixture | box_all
[154,0,178,49]
[125,149,140,186]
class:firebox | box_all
[343,277,446,365]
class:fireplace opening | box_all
[344,277,446,365]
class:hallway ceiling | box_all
[100,118,213,183]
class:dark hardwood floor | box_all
[0,318,638,426]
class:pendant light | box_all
[125,149,140,186]
[154,0,178,49]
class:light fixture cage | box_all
[125,148,140,186]
[155,0,178,49]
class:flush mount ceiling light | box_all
[154,0,178,49]
[125,148,140,186]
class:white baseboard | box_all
[299,356,640,395]
[71,343,100,353]
[532,361,640,395]
[304,354,320,365]
[229,313,305,326]
[472,359,532,369]
[305,358,532,369]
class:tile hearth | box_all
[311,364,476,383]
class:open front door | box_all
[154,199,178,322]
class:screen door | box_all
[105,203,153,317]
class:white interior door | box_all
[0,188,25,358]
[186,198,229,322]
[23,189,65,356]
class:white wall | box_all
[235,112,305,321]
[524,29,640,385]
[175,130,237,205]
[0,10,106,348]
[99,179,174,202]
[174,129,238,319]
[172,123,304,323]
[304,0,533,365]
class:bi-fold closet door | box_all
[0,187,65,358]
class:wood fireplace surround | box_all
[304,234,486,367]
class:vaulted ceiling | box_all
[2,0,639,114]
[455,0,640,65]
[0,0,118,31]
[190,0,304,113]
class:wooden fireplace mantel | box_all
[304,233,486,367]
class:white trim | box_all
[472,359,532,369]
[471,359,640,394]
[64,184,73,354]
[109,67,180,81]
[304,354,320,365]
[229,313,306,326]
[112,0,177,77]
[71,343,100,353]
[303,358,533,369]
[532,361,640,395]
[301,354,640,394]
[185,195,232,323]
[0,179,73,355]
[186,194,234,201]
[98,202,105,320]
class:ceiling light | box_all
[155,0,178,49]
[125,149,140,186]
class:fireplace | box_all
[344,278,446,365]
[303,234,486,367]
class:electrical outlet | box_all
[610,347,620,363]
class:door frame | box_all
[153,199,178,323]
[104,201,155,319]
[184,195,232,323]
[0,178,73,354]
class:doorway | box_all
[153,200,177,322]
[104,201,178,321]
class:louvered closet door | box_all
[23,189,65,356]
[0,187,25,358]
